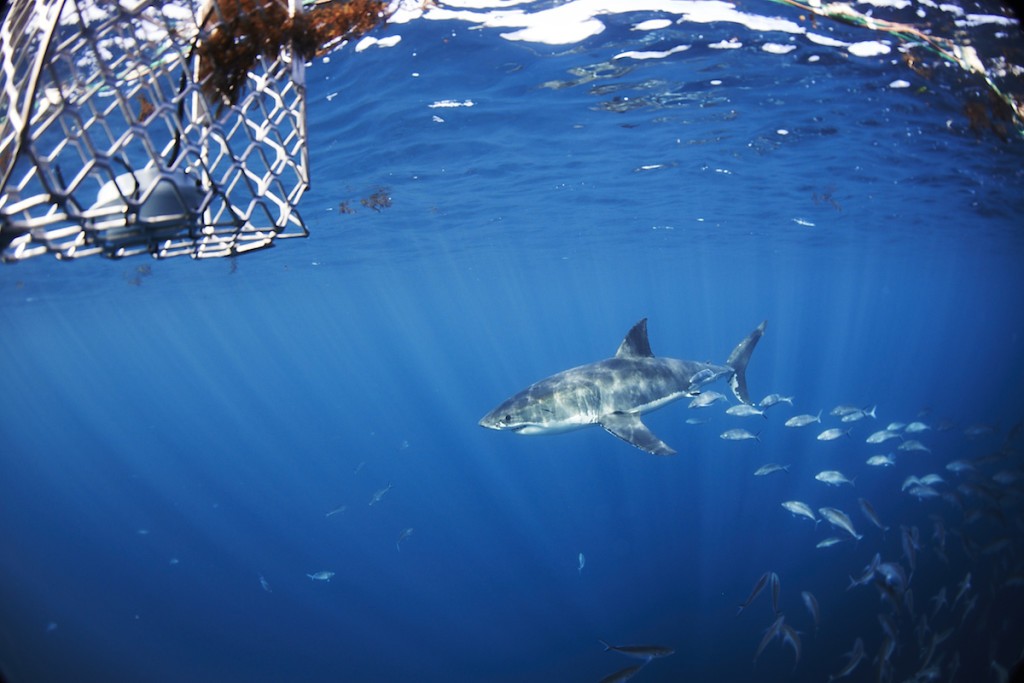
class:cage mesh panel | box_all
[0,0,309,261]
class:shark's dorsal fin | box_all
[615,319,654,359]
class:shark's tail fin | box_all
[726,321,767,405]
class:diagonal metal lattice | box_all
[0,0,310,261]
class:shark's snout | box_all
[478,410,502,430]
[479,406,522,431]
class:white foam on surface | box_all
[763,42,797,54]
[860,0,911,8]
[614,45,691,60]
[710,38,743,49]
[428,99,477,108]
[395,0,807,46]
[633,19,673,30]
[957,14,1019,27]
[848,41,891,57]
[355,35,403,52]
[806,32,848,48]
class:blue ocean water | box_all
[2,1,1024,681]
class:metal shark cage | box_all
[0,0,311,261]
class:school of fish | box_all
[589,387,1019,681]
[722,395,1023,682]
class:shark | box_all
[478,318,766,455]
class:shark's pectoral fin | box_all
[600,413,676,456]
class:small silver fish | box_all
[689,391,726,408]
[857,497,888,532]
[758,393,794,409]
[801,591,819,631]
[983,538,1011,555]
[830,405,861,417]
[829,637,866,680]
[754,614,786,663]
[259,575,272,593]
[945,459,975,474]
[840,405,876,422]
[905,421,931,434]
[815,470,854,487]
[325,504,348,518]
[953,572,971,607]
[866,454,895,467]
[726,404,766,418]
[898,440,931,453]
[901,526,918,572]
[849,554,880,589]
[721,428,759,441]
[754,463,790,477]
[781,500,817,523]
[307,571,335,582]
[598,663,647,683]
[598,640,675,660]
[578,552,586,575]
[817,428,850,441]
[818,507,862,540]
[781,624,801,666]
[784,411,821,428]
[866,429,900,444]
[369,482,393,506]
[396,527,414,551]
[816,537,845,548]
[901,475,921,491]
[688,368,717,386]
[907,484,940,500]
[993,470,1023,485]
[769,571,781,614]
[878,612,898,642]
[933,585,946,618]
[963,423,994,438]
[737,572,770,615]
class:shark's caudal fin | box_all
[726,321,767,405]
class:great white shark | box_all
[479,319,766,455]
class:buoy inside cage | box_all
[87,166,205,246]
[0,0,389,262]
[91,167,203,223]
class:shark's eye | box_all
[503,414,511,424]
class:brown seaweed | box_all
[195,0,389,107]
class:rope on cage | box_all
[766,0,1024,138]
